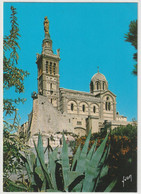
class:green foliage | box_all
[78,124,137,192]
[125,20,137,49]
[3,7,29,190]
[109,125,137,192]
[3,6,29,115]
[3,127,29,191]
[11,132,116,192]
[3,111,28,179]
[125,20,137,75]
[3,131,23,178]
[3,110,31,191]
[4,179,27,192]
[111,124,137,139]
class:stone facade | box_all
[20,18,131,146]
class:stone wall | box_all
[29,94,74,138]
[59,88,101,117]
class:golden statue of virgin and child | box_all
[44,16,49,35]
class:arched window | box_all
[90,81,93,93]
[71,103,74,111]
[50,83,52,89]
[46,61,48,73]
[105,97,111,111]
[105,102,108,110]
[50,62,52,74]
[96,82,100,90]
[82,105,85,112]
[53,63,56,75]
[93,106,96,113]
[108,102,111,110]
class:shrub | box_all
[75,124,137,192]
[6,132,117,192]
[3,124,29,192]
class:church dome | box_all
[91,72,107,82]
[90,71,108,94]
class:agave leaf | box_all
[20,153,32,180]
[33,140,53,189]
[71,144,81,171]
[87,139,97,160]
[67,171,83,189]
[80,140,98,191]
[25,152,36,173]
[61,134,70,189]
[41,178,47,192]
[98,145,110,179]
[79,140,97,189]
[48,147,58,168]
[90,134,109,175]
[76,130,91,172]
[93,145,110,192]
[72,131,91,191]
[36,133,44,167]
[48,147,58,190]
[82,134,109,192]
[99,165,109,179]
[104,179,117,192]
[35,166,44,182]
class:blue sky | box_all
[3,2,137,124]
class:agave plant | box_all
[60,131,117,192]
[9,131,117,192]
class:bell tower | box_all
[36,16,60,109]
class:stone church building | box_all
[20,17,131,146]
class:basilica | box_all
[20,17,131,146]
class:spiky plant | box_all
[6,131,117,192]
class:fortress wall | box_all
[29,95,74,137]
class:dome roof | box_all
[91,72,107,82]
